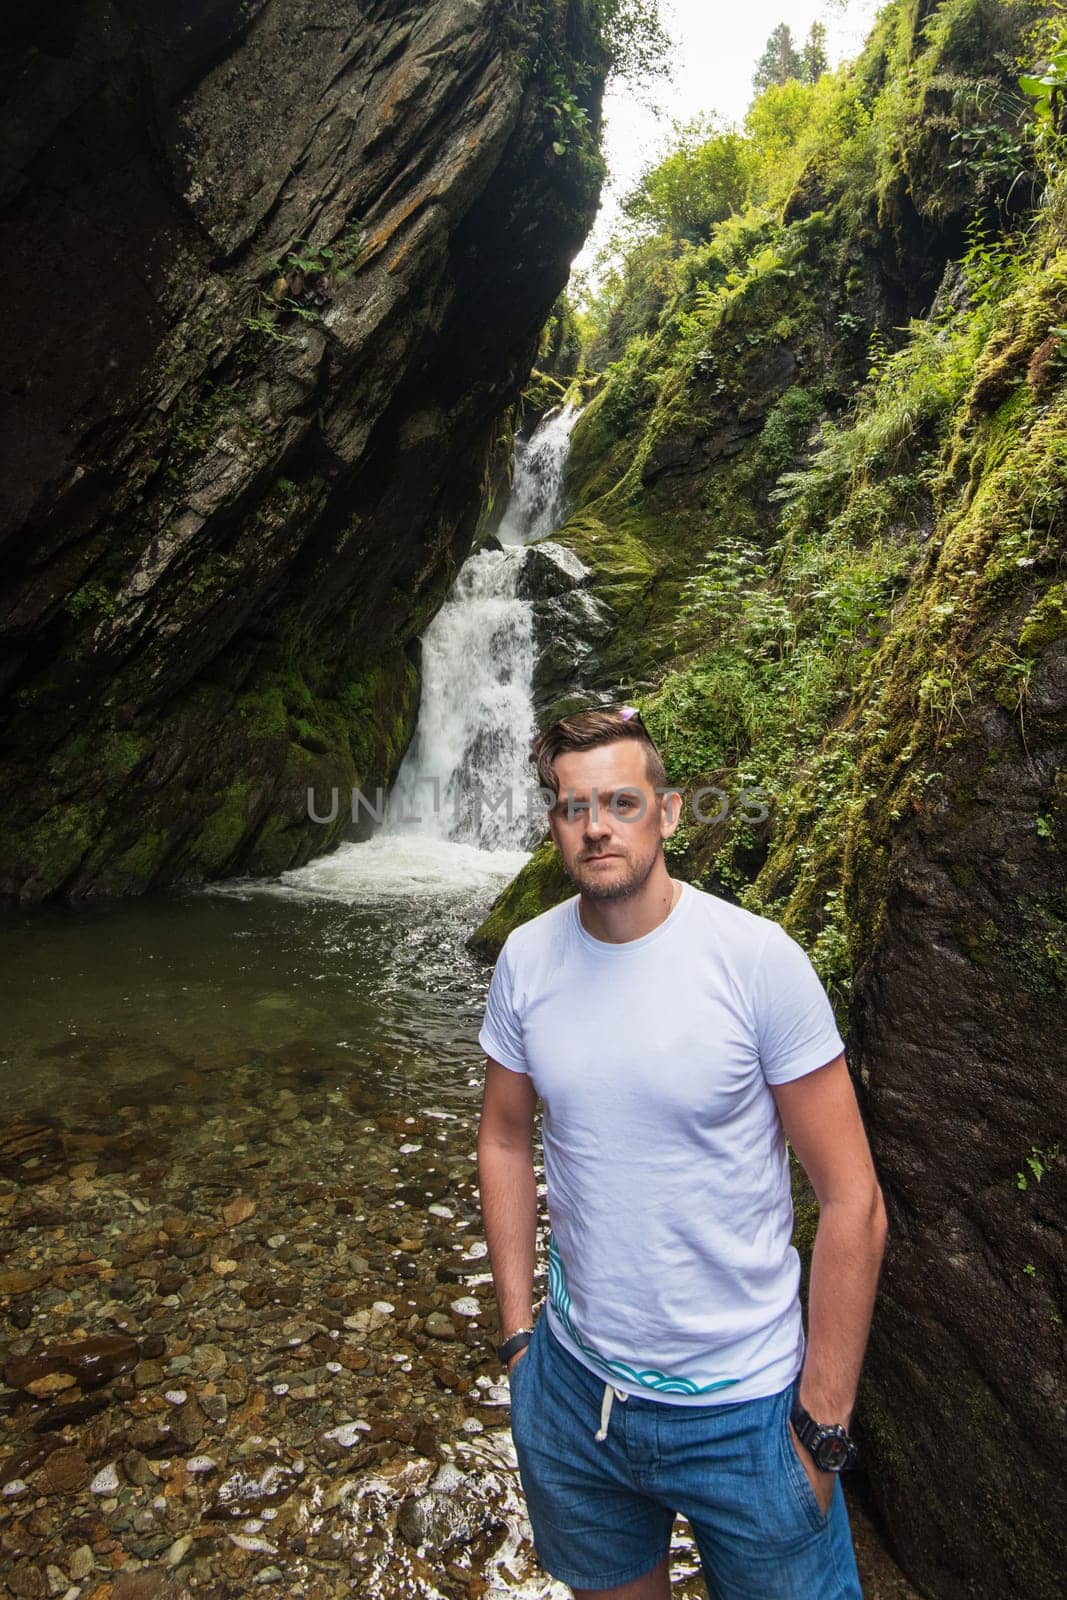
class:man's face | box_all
[546,741,680,901]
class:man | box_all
[476,706,888,1600]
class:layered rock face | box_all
[0,0,607,901]
[837,282,1067,1598]
[846,687,1066,1600]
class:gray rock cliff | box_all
[0,0,608,900]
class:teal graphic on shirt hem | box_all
[547,1233,743,1397]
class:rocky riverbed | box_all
[0,1062,523,1598]
[0,1055,922,1600]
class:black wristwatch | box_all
[790,1399,860,1472]
[497,1327,534,1366]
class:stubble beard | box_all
[570,843,658,902]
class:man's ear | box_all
[659,788,683,839]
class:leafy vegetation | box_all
[590,0,672,85]
[504,0,670,90]
[621,116,750,243]
[528,0,1067,1010]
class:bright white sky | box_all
[571,0,883,281]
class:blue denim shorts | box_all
[509,1315,864,1597]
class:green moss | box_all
[228,650,418,838]
[0,803,99,898]
[968,383,1035,485]
[287,715,332,755]
[565,368,654,504]
[245,812,304,876]
[966,255,1067,420]
[869,0,1041,243]
[237,684,289,740]
[102,732,150,783]
[112,830,172,884]
[1003,899,1067,995]
[188,779,255,872]
[468,835,574,960]
[1019,583,1067,653]
[282,740,321,781]
[339,655,420,774]
[547,510,655,615]
[957,913,1000,967]
[66,581,118,620]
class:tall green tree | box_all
[802,20,829,82]
[753,19,829,93]
[753,22,804,92]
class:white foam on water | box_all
[203,834,530,904]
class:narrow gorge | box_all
[1,3,1064,1599]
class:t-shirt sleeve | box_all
[478,939,528,1074]
[754,923,846,1084]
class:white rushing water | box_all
[496,401,579,546]
[273,401,580,900]
[385,548,538,851]
[381,402,580,856]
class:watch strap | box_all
[497,1327,534,1366]
[790,1398,860,1471]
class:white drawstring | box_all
[594,1380,628,1442]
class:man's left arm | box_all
[771,1053,889,1482]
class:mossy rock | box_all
[1018,583,1067,654]
[564,383,649,505]
[187,778,259,873]
[78,828,176,895]
[467,834,573,961]
[546,510,656,614]
[0,801,101,901]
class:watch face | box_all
[815,1433,851,1471]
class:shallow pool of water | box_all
[1,836,531,1126]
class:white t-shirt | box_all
[478,879,846,1405]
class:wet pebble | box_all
[424,1311,458,1339]
[89,1462,120,1494]
[166,1534,194,1565]
[40,1446,90,1495]
[5,1332,140,1392]
[0,1083,568,1599]
[396,1486,480,1551]
[323,1421,371,1447]
[68,1545,94,1580]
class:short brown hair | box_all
[529,706,668,800]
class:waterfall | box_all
[497,402,579,546]
[384,402,580,852]
[385,549,538,850]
